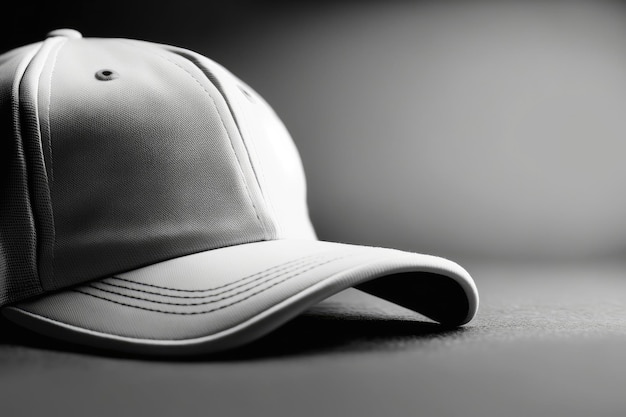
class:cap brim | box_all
[2,240,478,356]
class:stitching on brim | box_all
[96,256,327,299]
[71,256,347,315]
[83,257,332,306]
[106,252,326,293]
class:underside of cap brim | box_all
[2,240,478,356]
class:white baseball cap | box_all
[0,29,478,355]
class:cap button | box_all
[46,29,83,39]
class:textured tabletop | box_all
[2,260,626,417]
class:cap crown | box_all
[0,32,315,305]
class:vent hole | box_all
[238,85,255,102]
[95,69,119,81]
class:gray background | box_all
[200,0,626,264]
[2,1,626,416]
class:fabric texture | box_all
[0,43,43,305]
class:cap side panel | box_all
[44,39,267,289]
[0,44,44,306]
[0,43,41,66]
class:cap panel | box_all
[43,38,269,289]
[127,40,279,241]
[166,47,316,240]
[0,43,44,305]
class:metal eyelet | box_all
[95,69,119,81]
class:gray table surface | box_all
[2,260,626,417]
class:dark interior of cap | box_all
[355,272,470,326]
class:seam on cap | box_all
[5,42,46,302]
[106,252,328,293]
[71,256,347,315]
[14,35,68,294]
[41,37,66,287]
[120,40,268,239]
[44,39,65,188]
